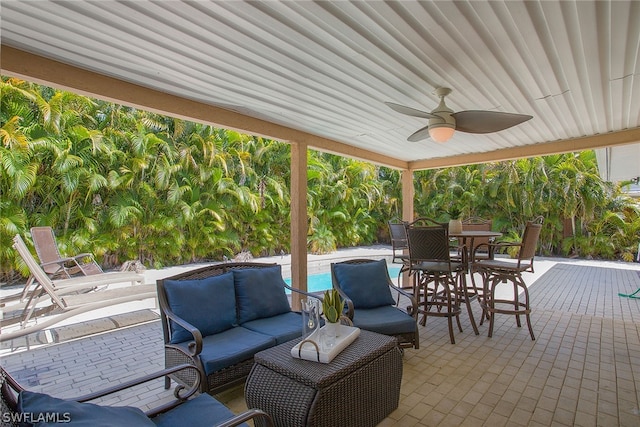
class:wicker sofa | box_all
[156,262,321,394]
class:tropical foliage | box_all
[0,78,390,280]
[1,77,638,281]
[413,155,640,261]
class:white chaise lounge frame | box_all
[2,235,156,342]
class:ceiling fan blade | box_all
[385,102,438,119]
[407,125,431,142]
[453,110,532,134]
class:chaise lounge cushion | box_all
[151,393,246,427]
[195,327,276,375]
[164,272,236,344]
[332,259,395,309]
[350,306,417,336]
[234,266,291,324]
[18,390,155,426]
[241,311,304,344]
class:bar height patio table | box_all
[450,230,503,313]
[449,230,503,265]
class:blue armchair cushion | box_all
[351,306,417,335]
[152,393,246,427]
[18,390,155,426]
[164,272,236,344]
[332,260,395,308]
[233,266,291,324]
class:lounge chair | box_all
[1,234,155,342]
[18,227,104,303]
[31,226,104,278]
[1,364,274,427]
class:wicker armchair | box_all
[472,216,544,340]
[1,364,273,427]
[330,258,419,349]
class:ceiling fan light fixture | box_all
[428,124,455,143]
[386,87,532,143]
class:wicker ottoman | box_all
[245,329,402,427]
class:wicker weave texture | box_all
[165,348,199,388]
[245,330,402,427]
[0,396,17,427]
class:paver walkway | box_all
[2,257,640,426]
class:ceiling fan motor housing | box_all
[430,93,456,127]
[428,95,456,142]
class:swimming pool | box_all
[284,265,401,293]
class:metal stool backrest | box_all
[406,224,451,263]
[461,217,493,257]
[516,217,543,268]
[388,221,409,263]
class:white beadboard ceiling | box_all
[2,0,640,169]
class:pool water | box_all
[284,265,401,293]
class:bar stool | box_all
[406,218,479,344]
[388,220,411,288]
[460,217,494,313]
[472,216,543,340]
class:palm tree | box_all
[3,77,639,279]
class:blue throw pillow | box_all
[332,260,395,309]
[233,266,291,324]
[18,390,155,426]
[164,272,236,344]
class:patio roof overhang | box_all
[2,0,640,295]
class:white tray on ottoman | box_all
[291,325,360,363]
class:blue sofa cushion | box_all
[18,390,155,426]
[241,311,303,344]
[332,260,395,308]
[152,393,246,427]
[164,272,236,344]
[233,266,291,324]
[196,327,276,375]
[351,306,417,335]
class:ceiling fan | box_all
[386,87,533,143]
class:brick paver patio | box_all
[2,259,640,426]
